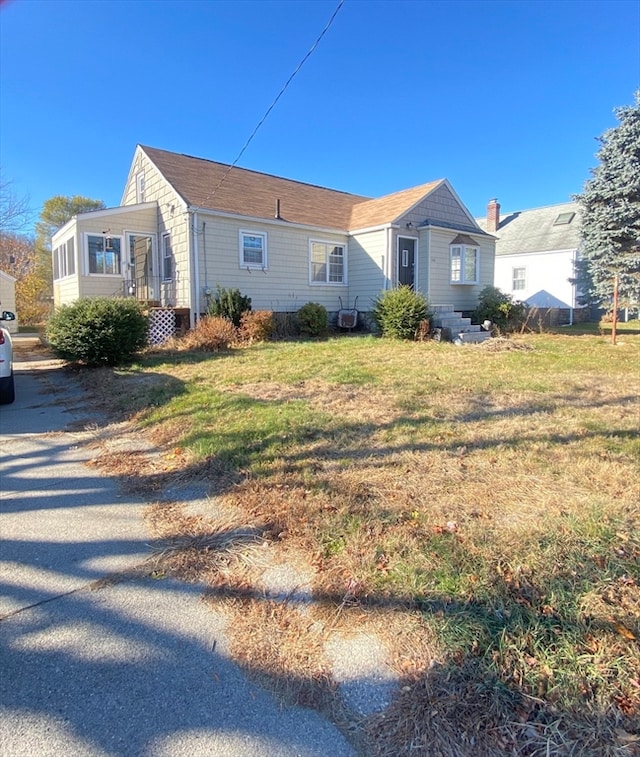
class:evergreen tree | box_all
[575,92,640,310]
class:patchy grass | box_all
[81,331,640,755]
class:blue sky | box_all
[1,0,638,231]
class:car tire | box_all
[0,370,15,405]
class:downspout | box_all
[569,247,575,326]
[192,210,200,328]
[426,227,432,301]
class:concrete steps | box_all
[431,304,492,344]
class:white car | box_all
[0,310,16,405]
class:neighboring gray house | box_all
[477,199,587,324]
[52,145,496,332]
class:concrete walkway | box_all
[0,339,355,757]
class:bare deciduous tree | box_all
[0,173,31,233]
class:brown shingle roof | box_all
[349,180,443,229]
[141,146,442,231]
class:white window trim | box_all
[239,229,268,270]
[512,266,526,291]
[53,238,76,281]
[309,239,347,286]
[450,244,479,285]
[83,232,124,277]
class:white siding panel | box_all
[494,249,576,308]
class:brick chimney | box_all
[487,198,500,232]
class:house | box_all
[477,199,588,325]
[52,145,496,338]
[0,270,18,333]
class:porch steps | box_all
[431,304,491,344]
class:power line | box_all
[193,0,345,215]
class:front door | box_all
[397,237,416,288]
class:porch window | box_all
[450,243,479,284]
[310,241,345,284]
[161,233,173,281]
[87,234,122,275]
[239,231,267,269]
[66,237,75,276]
[512,266,526,291]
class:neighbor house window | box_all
[450,243,479,284]
[512,266,526,291]
[161,233,173,281]
[239,231,267,269]
[310,241,345,284]
[87,235,121,275]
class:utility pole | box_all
[611,273,619,346]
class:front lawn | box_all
[92,331,639,756]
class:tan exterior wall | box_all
[122,148,191,309]
[427,227,495,311]
[196,213,349,313]
[52,205,159,306]
[0,272,18,332]
[53,276,81,307]
[347,228,388,308]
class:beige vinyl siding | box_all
[53,276,80,307]
[52,205,159,306]
[196,213,349,313]
[348,229,389,304]
[0,272,18,332]
[427,228,494,310]
[123,148,191,308]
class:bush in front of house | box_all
[207,285,252,328]
[372,286,430,339]
[472,286,526,333]
[184,315,237,351]
[47,297,148,366]
[238,310,274,344]
[297,302,328,337]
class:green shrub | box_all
[46,297,148,366]
[472,286,526,333]
[238,310,274,344]
[207,285,251,328]
[184,316,237,351]
[297,302,328,337]
[372,286,430,339]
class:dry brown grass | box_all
[68,333,640,756]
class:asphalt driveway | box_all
[0,338,355,757]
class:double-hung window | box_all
[512,267,526,291]
[53,239,76,280]
[240,231,267,269]
[87,234,122,275]
[310,241,345,285]
[450,240,479,284]
[162,233,173,281]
